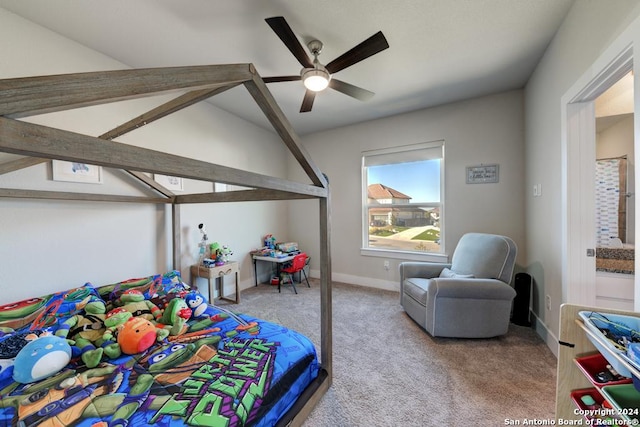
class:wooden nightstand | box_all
[190,261,240,304]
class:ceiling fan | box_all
[264,16,390,113]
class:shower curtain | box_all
[596,157,626,246]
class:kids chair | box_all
[280,253,310,294]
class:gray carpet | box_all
[229,279,557,426]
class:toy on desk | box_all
[208,242,233,266]
[209,242,224,266]
[264,234,276,249]
[220,245,233,263]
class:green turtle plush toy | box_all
[55,297,121,368]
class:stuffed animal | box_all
[156,298,192,336]
[114,290,163,323]
[12,335,71,383]
[184,291,216,320]
[55,296,120,368]
[117,317,167,355]
[102,308,132,346]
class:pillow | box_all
[439,267,475,279]
[98,270,191,304]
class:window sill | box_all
[360,248,449,263]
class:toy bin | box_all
[574,353,632,388]
[570,388,615,423]
[578,311,640,377]
[601,384,640,424]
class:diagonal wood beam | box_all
[244,73,328,189]
[126,171,175,199]
[100,85,239,141]
[0,117,328,199]
[0,64,255,118]
[175,189,317,204]
[0,156,47,175]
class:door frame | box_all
[562,43,634,307]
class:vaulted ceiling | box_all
[0,0,574,135]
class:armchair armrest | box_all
[426,278,516,300]
[399,262,451,281]
[399,262,451,299]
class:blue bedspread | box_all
[0,271,318,427]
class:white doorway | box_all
[563,44,634,309]
[594,71,635,310]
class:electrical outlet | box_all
[533,184,542,197]
[383,260,390,271]
[545,294,551,310]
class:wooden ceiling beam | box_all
[100,85,238,141]
[244,73,328,189]
[0,117,328,199]
[0,156,47,175]
[0,188,170,204]
[175,189,317,204]
[0,64,254,117]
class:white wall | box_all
[525,0,640,349]
[290,90,525,290]
[0,9,290,303]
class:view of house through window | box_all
[362,141,444,254]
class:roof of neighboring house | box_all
[367,184,411,200]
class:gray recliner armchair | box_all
[399,233,517,338]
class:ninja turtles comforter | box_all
[0,270,319,427]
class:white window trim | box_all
[361,140,445,258]
[360,247,449,262]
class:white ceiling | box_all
[0,0,574,136]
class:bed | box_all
[0,64,332,426]
[0,270,320,426]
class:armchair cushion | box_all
[439,267,474,279]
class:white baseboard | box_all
[308,269,398,292]
[530,310,559,358]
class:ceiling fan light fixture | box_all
[301,67,331,92]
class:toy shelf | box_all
[556,304,640,422]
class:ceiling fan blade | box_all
[263,75,302,83]
[325,31,389,74]
[300,90,316,113]
[265,16,313,68]
[329,79,375,101]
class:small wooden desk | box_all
[252,254,295,286]
[190,261,240,304]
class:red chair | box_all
[280,253,310,294]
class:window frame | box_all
[361,141,446,262]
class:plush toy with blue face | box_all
[12,335,71,384]
[184,291,216,320]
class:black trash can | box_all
[511,272,532,327]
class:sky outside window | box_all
[367,159,440,203]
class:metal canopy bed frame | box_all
[0,63,332,426]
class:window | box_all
[362,141,444,256]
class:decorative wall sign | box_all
[466,164,499,184]
[52,160,103,184]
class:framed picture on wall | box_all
[154,174,184,191]
[52,160,103,184]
